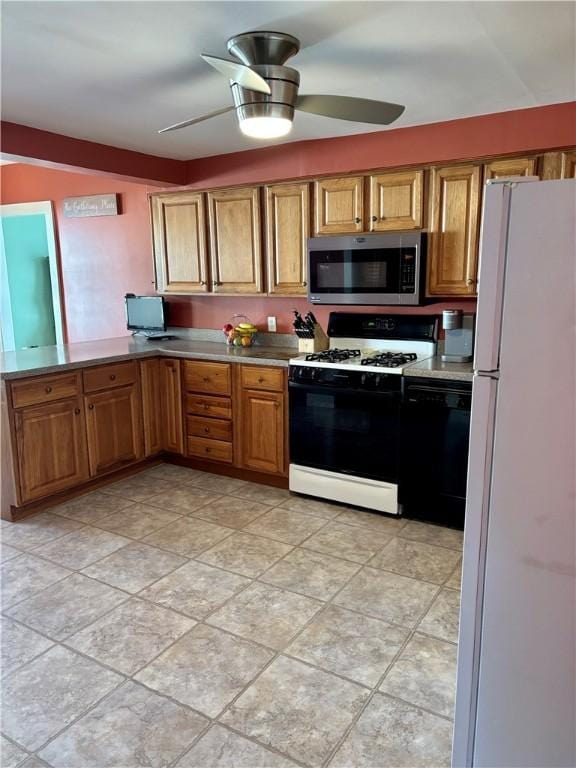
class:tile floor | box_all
[1,464,462,768]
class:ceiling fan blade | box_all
[296,95,405,125]
[158,106,234,134]
[201,54,271,94]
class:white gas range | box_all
[288,312,438,515]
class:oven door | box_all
[289,381,400,482]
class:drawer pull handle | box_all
[204,427,210,433]
[205,447,211,453]
[45,386,52,393]
[110,374,116,381]
[203,404,209,410]
[258,377,265,384]
[88,404,94,410]
[202,377,210,383]
[74,408,81,415]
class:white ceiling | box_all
[2,1,575,161]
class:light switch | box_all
[267,316,277,332]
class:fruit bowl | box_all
[222,314,258,347]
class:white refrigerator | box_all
[452,177,576,767]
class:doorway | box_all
[0,201,64,351]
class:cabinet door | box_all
[151,192,209,293]
[314,176,364,234]
[368,170,423,231]
[484,157,538,180]
[265,182,310,295]
[428,164,482,296]
[160,359,183,454]
[240,389,284,475]
[85,385,143,476]
[207,187,263,294]
[14,398,89,503]
[140,359,162,456]
[560,150,576,178]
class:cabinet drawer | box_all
[11,372,81,409]
[187,415,232,442]
[241,365,284,392]
[187,436,233,463]
[186,394,232,420]
[83,361,138,393]
[184,361,231,395]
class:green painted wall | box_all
[2,214,57,348]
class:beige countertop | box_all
[0,337,296,380]
[404,356,473,382]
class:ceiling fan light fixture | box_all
[239,115,293,139]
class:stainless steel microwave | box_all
[307,232,425,305]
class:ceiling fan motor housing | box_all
[230,64,300,123]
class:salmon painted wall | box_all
[0,163,155,343]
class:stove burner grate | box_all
[305,348,362,363]
[361,352,418,368]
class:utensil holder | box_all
[297,324,329,354]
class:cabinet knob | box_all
[45,386,52,393]
[204,427,210,433]
[205,447,211,453]
[274,401,281,408]
[200,280,207,286]
[371,215,378,222]
[109,374,116,381]
[202,377,210,383]
[355,217,361,224]
[301,281,307,287]
[258,377,265,384]
[203,404,209,410]
[213,281,222,287]
[88,404,94,410]
[74,408,81,415]
[466,278,477,286]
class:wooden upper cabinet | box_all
[265,182,310,295]
[85,384,143,476]
[484,156,538,180]
[368,170,424,231]
[314,176,364,235]
[561,150,576,178]
[160,358,183,454]
[14,397,89,503]
[207,187,263,294]
[151,192,209,293]
[428,164,482,296]
[139,359,162,456]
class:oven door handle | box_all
[288,381,400,398]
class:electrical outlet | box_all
[267,316,277,333]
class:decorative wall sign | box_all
[63,194,119,218]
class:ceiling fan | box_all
[159,30,405,139]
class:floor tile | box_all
[331,693,453,767]
[277,495,345,520]
[261,548,360,601]
[176,724,297,768]
[370,537,461,584]
[399,520,464,551]
[197,532,292,578]
[0,735,28,768]
[20,759,47,768]
[2,645,122,751]
[192,495,271,528]
[287,605,408,688]
[0,544,22,564]
[335,508,407,535]
[244,507,327,545]
[38,680,208,768]
[0,513,83,551]
[230,482,291,506]
[1,554,71,609]
[140,560,250,619]
[188,473,246,494]
[446,559,462,589]
[419,588,461,643]
[94,503,181,539]
[32,527,130,570]
[142,517,232,557]
[144,463,208,483]
[81,541,186,593]
[146,486,222,515]
[1,618,53,678]
[5,573,126,641]
[302,521,391,564]
[208,582,323,650]
[334,567,438,627]
[102,474,174,503]
[222,655,369,767]
[66,597,195,675]
[380,632,458,718]
[51,491,134,525]
[135,623,273,717]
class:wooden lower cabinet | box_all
[85,384,143,476]
[240,388,285,475]
[160,359,183,454]
[140,359,162,456]
[14,397,89,503]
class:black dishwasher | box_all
[399,377,472,530]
